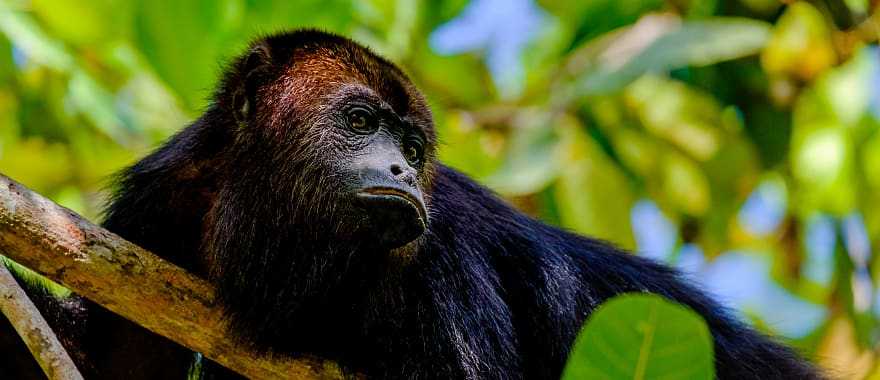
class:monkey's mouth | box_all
[356,187,427,248]
[357,187,427,225]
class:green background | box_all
[1,0,879,377]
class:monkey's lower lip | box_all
[356,187,427,225]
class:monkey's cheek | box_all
[357,194,426,249]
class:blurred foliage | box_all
[0,0,879,377]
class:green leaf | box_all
[0,256,70,298]
[814,47,876,126]
[578,18,771,95]
[542,0,664,49]
[562,294,714,380]
[68,69,135,142]
[661,151,711,217]
[133,0,356,113]
[30,0,131,46]
[760,2,835,81]
[790,123,857,215]
[624,75,723,161]
[554,120,635,248]
[434,110,503,180]
[0,8,74,70]
[486,113,562,195]
[133,0,238,113]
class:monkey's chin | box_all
[356,191,426,249]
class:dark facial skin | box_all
[332,87,429,248]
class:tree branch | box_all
[0,263,84,380]
[0,173,345,379]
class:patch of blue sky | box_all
[630,199,677,262]
[11,44,27,68]
[852,268,873,313]
[675,243,705,279]
[430,0,548,98]
[700,251,827,339]
[737,178,787,236]
[842,212,871,267]
[869,45,880,118]
[801,214,836,287]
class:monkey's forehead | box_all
[274,48,432,126]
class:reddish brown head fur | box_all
[220,30,435,150]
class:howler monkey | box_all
[1,30,823,380]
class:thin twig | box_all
[0,263,84,380]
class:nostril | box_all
[403,174,417,187]
[390,164,403,176]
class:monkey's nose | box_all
[389,163,418,187]
[390,163,404,176]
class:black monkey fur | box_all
[1,30,823,380]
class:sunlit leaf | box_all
[0,256,70,298]
[411,49,493,104]
[793,126,847,185]
[790,124,857,215]
[31,0,130,46]
[555,119,635,248]
[661,151,710,217]
[814,47,876,126]
[761,2,835,81]
[133,0,237,113]
[863,130,880,190]
[435,110,504,179]
[542,0,664,50]
[685,0,718,19]
[844,0,869,15]
[739,0,783,15]
[0,8,74,70]
[624,75,723,161]
[609,127,659,178]
[578,18,771,95]
[486,113,562,195]
[243,0,354,35]
[68,69,134,141]
[561,294,714,380]
[0,138,72,194]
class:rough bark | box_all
[0,173,345,379]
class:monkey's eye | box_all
[347,108,374,133]
[404,140,423,166]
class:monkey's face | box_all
[319,84,430,249]
[209,32,438,342]
[226,37,436,251]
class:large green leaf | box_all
[562,294,714,380]
[577,18,771,95]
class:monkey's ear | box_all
[232,42,274,124]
